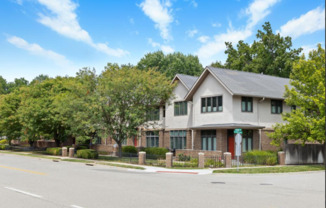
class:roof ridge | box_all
[207,66,290,80]
[176,73,199,78]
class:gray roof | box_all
[191,123,265,130]
[175,74,198,90]
[207,67,290,99]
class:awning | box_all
[190,123,265,130]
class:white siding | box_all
[165,81,192,130]
[192,74,233,127]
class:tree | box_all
[269,44,325,145]
[30,74,50,85]
[7,78,29,93]
[0,91,23,145]
[137,51,203,79]
[0,76,7,94]
[98,63,174,156]
[210,61,225,68]
[223,22,302,78]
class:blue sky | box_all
[0,0,324,82]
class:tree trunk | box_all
[28,140,34,147]
[118,143,122,158]
[54,132,61,147]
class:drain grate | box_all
[211,182,225,184]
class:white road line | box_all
[4,187,42,198]
[71,205,85,208]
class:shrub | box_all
[122,146,138,154]
[0,144,9,150]
[0,139,8,144]
[76,149,98,159]
[144,147,169,159]
[243,150,277,165]
[46,147,62,155]
[76,145,88,150]
[178,153,190,161]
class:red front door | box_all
[228,136,235,158]
[133,136,138,147]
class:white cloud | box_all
[278,7,325,39]
[37,0,128,57]
[139,0,173,40]
[186,29,198,38]
[148,38,174,54]
[212,22,221,28]
[245,0,280,29]
[13,0,23,5]
[301,43,322,56]
[190,0,198,8]
[196,0,279,65]
[7,36,70,66]
[197,36,210,43]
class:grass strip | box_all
[97,162,145,170]
[213,165,325,174]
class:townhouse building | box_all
[95,66,292,157]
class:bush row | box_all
[0,144,9,150]
[243,150,277,165]
[46,147,62,155]
[0,139,8,145]
[76,149,98,159]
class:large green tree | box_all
[137,51,203,79]
[221,22,302,78]
[269,44,325,145]
[98,63,174,156]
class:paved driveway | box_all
[0,153,324,208]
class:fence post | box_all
[224,152,231,168]
[198,152,205,168]
[278,151,285,165]
[166,152,173,168]
[62,147,68,157]
[138,151,146,165]
[69,148,75,158]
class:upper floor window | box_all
[271,100,282,114]
[201,96,222,113]
[241,97,253,112]
[163,106,166,118]
[170,130,186,149]
[147,108,160,121]
[291,105,296,111]
[146,131,159,147]
[174,101,187,116]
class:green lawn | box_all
[213,165,325,174]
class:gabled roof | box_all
[171,74,198,90]
[185,66,290,100]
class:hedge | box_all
[46,147,62,155]
[76,149,98,159]
[122,146,138,154]
[0,139,8,145]
[0,144,9,150]
[143,147,169,159]
[243,150,278,165]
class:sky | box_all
[0,0,325,82]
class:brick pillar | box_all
[69,148,75,158]
[139,152,146,165]
[166,152,173,168]
[198,152,205,168]
[224,152,231,168]
[278,151,285,165]
[62,147,68,157]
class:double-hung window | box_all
[201,130,216,151]
[241,97,253,112]
[146,131,159,147]
[170,130,186,149]
[174,101,187,116]
[147,108,160,121]
[201,96,222,113]
[271,100,283,114]
[242,130,253,152]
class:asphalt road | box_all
[0,153,324,208]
